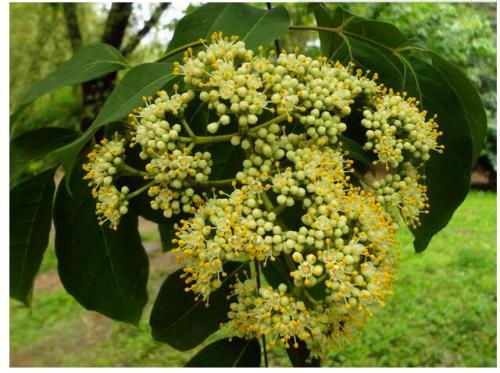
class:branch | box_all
[198,178,235,187]
[62,3,82,53]
[126,180,157,200]
[253,260,269,368]
[248,113,289,134]
[120,163,147,177]
[121,3,170,56]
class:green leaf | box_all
[167,3,290,53]
[185,338,261,367]
[10,168,56,305]
[209,144,245,180]
[150,261,248,351]
[406,58,474,252]
[286,339,321,367]
[262,256,293,289]
[312,5,407,55]
[158,222,175,252]
[339,135,372,168]
[55,62,176,192]
[12,43,128,120]
[430,53,487,164]
[312,6,406,88]
[10,127,80,187]
[311,4,344,57]
[53,160,149,324]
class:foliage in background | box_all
[10,4,79,138]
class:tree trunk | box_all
[80,3,133,132]
[121,3,170,57]
[62,4,82,53]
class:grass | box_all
[10,191,496,367]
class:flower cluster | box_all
[362,91,443,169]
[146,149,212,217]
[128,89,194,158]
[172,133,397,355]
[226,281,312,348]
[84,32,443,360]
[173,182,291,300]
[126,90,212,218]
[83,135,129,229]
[372,162,429,227]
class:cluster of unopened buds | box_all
[83,32,443,359]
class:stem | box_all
[289,24,342,34]
[186,141,196,153]
[194,132,238,144]
[198,178,235,187]
[120,163,147,177]
[254,260,269,368]
[354,172,374,189]
[157,39,204,62]
[302,288,318,308]
[248,113,289,134]
[126,179,157,200]
[273,203,287,216]
[177,136,194,143]
[181,117,197,138]
[177,113,290,145]
[177,132,239,145]
[260,191,275,213]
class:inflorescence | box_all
[83,32,442,359]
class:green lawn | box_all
[10,191,496,367]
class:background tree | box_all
[10,3,171,135]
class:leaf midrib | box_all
[100,227,127,307]
[233,341,251,367]
[241,6,275,43]
[15,173,52,294]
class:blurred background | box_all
[9,2,496,367]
